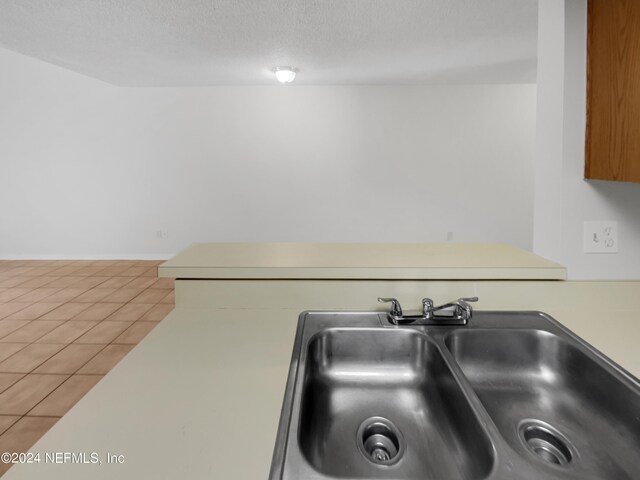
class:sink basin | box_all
[446,329,640,479]
[299,328,494,479]
[270,311,640,480]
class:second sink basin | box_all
[446,329,640,479]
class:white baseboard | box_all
[0,253,174,260]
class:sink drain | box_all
[357,417,405,466]
[518,420,575,467]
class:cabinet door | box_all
[585,0,640,183]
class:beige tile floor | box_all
[0,260,174,476]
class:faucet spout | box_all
[431,297,478,324]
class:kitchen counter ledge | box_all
[159,243,567,280]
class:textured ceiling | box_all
[0,0,538,86]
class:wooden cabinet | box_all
[585,0,640,183]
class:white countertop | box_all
[4,242,636,480]
[5,278,640,479]
[159,243,567,280]
[3,307,298,480]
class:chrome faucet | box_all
[378,296,478,325]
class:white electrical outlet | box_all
[155,230,169,240]
[583,221,618,254]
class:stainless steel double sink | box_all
[270,311,640,479]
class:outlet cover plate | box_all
[583,221,618,254]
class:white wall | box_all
[533,0,565,264]
[535,0,640,280]
[0,47,537,258]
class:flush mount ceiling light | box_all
[273,66,297,84]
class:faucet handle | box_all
[455,297,478,320]
[378,297,403,317]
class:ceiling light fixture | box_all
[273,66,297,84]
